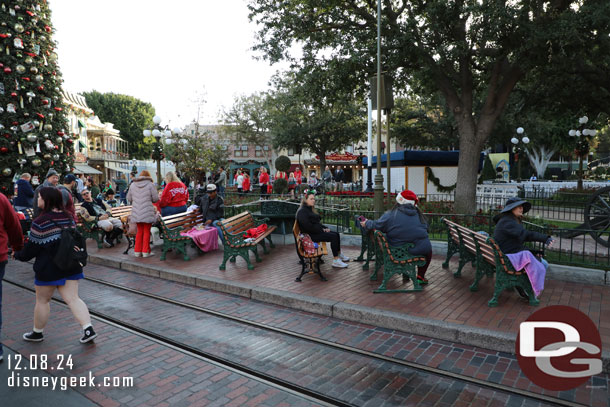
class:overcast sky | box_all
[51,0,285,128]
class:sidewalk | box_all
[86,239,610,370]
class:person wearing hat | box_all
[360,189,432,284]
[32,168,60,218]
[493,197,554,298]
[195,184,225,241]
[57,174,78,222]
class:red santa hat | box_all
[396,189,418,206]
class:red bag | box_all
[244,224,268,239]
[298,233,316,255]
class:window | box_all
[288,148,294,156]
[241,145,248,151]
[234,150,242,157]
[263,146,269,151]
[191,130,195,135]
[255,149,263,157]
[255,145,261,150]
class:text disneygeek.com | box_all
[8,371,134,391]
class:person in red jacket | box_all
[157,171,189,217]
[242,173,251,194]
[259,167,270,198]
[294,167,303,185]
[0,192,24,362]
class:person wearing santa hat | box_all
[360,189,432,284]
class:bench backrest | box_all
[110,205,132,218]
[219,211,255,236]
[161,209,203,231]
[442,218,461,245]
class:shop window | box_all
[288,148,294,156]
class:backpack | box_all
[298,233,316,256]
[50,220,88,276]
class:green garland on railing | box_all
[425,167,457,193]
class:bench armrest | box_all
[254,217,270,227]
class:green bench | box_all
[354,215,376,271]
[372,230,428,293]
[159,209,204,261]
[218,211,276,270]
[442,218,539,307]
[75,203,104,249]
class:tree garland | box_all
[425,167,456,193]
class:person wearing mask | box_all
[493,197,554,299]
[334,166,344,192]
[126,170,159,257]
[297,192,349,268]
[14,172,34,211]
[361,190,432,285]
[57,174,78,222]
[33,168,60,218]
[0,192,24,362]
[215,166,227,198]
[78,189,123,247]
[15,187,97,344]
[196,184,225,241]
[156,171,189,217]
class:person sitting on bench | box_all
[296,191,349,268]
[78,189,123,247]
[196,184,225,242]
[360,189,432,285]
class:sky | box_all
[50,0,285,128]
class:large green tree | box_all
[0,0,73,192]
[220,92,274,167]
[82,91,155,159]
[267,67,366,173]
[249,0,610,212]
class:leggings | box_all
[309,231,341,257]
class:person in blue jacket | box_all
[13,173,34,211]
[361,189,432,284]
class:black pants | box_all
[309,231,341,257]
[417,251,432,278]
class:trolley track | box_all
[4,272,585,407]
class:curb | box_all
[88,253,610,373]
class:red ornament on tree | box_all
[53,107,62,111]
[3,67,12,73]
[44,25,51,33]
[36,113,44,119]
[0,147,9,153]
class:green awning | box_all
[78,140,87,149]
[77,119,86,129]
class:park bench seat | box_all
[75,202,105,249]
[292,221,328,282]
[218,211,276,270]
[372,230,427,293]
[441,217,539,307]
[159,209,204,261]
[110,205,133,254]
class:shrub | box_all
[273,178,288,194]
[275,155,291,173]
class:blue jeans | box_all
[161,205,187,217]
[218,185,225,198]
[212,219,225,243]
[541,258,549,270]
[0,260,6,357]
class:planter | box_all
[261,200,299,216]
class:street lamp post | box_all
[511,127,530,182]
[356,145,366,192]
[569,116,597,191]
[143,115,174,184]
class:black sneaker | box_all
[80,326,97,343]
[23,331,44,342]
[103,237,114,248]
[515,286,529,299]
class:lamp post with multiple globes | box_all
[569,116,597,191]
[511,127,530,181]
[143,115,179,184]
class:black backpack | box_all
[51,220,88,276]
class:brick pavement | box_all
[86,239,610,352]
[0,283,324,407]
[3,268,563,406]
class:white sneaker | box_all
[332,259,348,268]
[339,253,350,262]
[134,252,142,257]
[142,252,155,258]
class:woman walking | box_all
[126,170,159,257]
[15,187,96,343]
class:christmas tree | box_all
[0,0,73,194]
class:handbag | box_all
[124,215,137,236]
[298,233,316,256]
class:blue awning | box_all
[364,150,484,170]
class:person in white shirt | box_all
[236,171,244,194]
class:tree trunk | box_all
[454,134,483,214]
[526,146,556,178]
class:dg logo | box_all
[516,305,603,391]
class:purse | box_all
[298,233,316,255]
